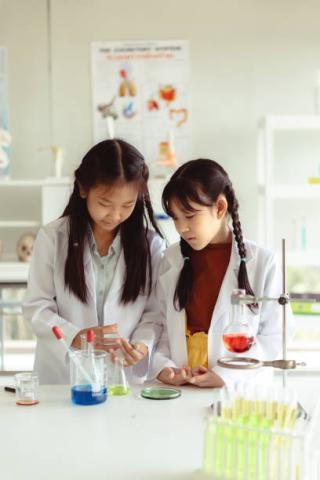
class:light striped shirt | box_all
[88,228,122,326]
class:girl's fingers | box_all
[109,349,115,360]
[100,324,118,334]
[93,328,118,343]
[180,369,187,379]
[164,368,175,380]
[190,366,208,376]
[189,372,224,388]
[120,339,136,354]
[120,339,142,361]
[179,367,193,380]
[189,374,205,385]
[158,368,172,383]
[93,325,120,349]
[114,339,148,366]
[181,368,192,380]
[197,366,208,373]
[131,343,146,356]
[95,333,121,349]
[101,338,121,349]
[175,370,191,384]
[102,338,121,346]
[95,341,121,352]
[160,367,191,385]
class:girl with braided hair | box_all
[150,158,290,388]
[24,139,165,384]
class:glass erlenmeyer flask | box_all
[109,357,130,396]
[222,289,255,354]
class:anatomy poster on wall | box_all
[0,47,11,180]
[91,40,190,173]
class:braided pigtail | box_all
[174,238,193,311]
[225,184,257,312]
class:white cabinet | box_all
[0,178,72,372]
[257,114,320,265]
[41,178,72,225]
[258,116,320,364]
[0,177,72,262]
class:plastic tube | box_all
[52,327,100,392]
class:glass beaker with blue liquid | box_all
[70,350,107,405]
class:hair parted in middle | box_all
[63,138,163,305]
[162,158,256,311]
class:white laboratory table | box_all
[0,383,213,480]
[1,373,320,480]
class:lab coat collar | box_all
[165,231,255,273]
[87,225,121,259]
[83,240,125,304]
[162,233,256,335]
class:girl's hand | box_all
[110,339,148,366]
[188,366,224,388]
[94,324,122,351]
[157,367,192,386]
[71,324,120,350]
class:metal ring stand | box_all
[217,239,314,386]
[217,357,262,369]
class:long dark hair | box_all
[62,139,162,304]
[162,158,255,311]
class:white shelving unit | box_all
[0,177,72,266]
[0,262,29,283]
[0,221,40,228]
[258,184,320,199]
[257,114,320,263]
[0,178,73,371]
[257,115,320,367]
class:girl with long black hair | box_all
[150,158,291,388]
[24,139,165,384]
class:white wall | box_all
[0,0,51,177]
[1,0,320,245]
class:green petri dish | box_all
[140,387,181,400]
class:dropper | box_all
[86,329,94,355]
[86,329,100,386]
[52,326,100,392]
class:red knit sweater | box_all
[186,242,232,334]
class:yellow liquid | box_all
[109,384,130,396]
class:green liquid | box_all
[109,384,130,396]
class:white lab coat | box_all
[23,217,165,384]
[149,236,293,385]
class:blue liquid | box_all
[71,384,107,405]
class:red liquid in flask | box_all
[223,333,254,353]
